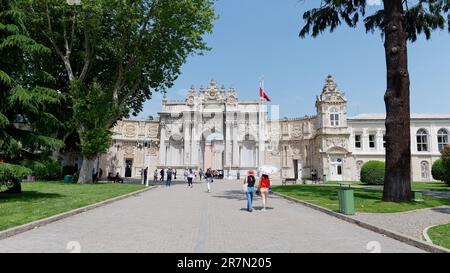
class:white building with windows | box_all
[95,76,449,182]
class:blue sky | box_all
[137,0,450,119]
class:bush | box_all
[0,163,30,193]
[360,160,385,185]
[27,159,62,180]
[432,158,446,182]
[441,146,450,185]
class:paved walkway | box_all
[0,179,423,253]
[351,206,450,240]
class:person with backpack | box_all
[243,170,256,212]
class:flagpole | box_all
[258,78,264,177]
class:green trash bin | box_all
[338,183,355,215]
[412,190,424,202]
[64,175,73,183]
[322,174,327,184]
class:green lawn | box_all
[427,223,450,250]
[0,181,145,231]
[272,184,450,213]
[325,181,450,191]
[411,182,450,191]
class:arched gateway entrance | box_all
[157,80,267,179]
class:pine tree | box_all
[0,0,63,183]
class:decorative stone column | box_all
[159,122,167,166]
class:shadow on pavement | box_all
[430,206,450,215]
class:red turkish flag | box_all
[259,86,271,102]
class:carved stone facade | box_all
[92,76,450,182]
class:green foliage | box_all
[0,163,30,193]
[24,159,62,180]
[299,0,450,41]
[432,158,446,182]
[18,1,217,182]
[0,0,64,163]
[441,145,450,185]
[360,160,385,185]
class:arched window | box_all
[330,107,339,127]
[416,129,428,152]
[437,128,449,151]
[421,161,429,180]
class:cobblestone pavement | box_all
[351,206,450,240]
[0,179,423,253]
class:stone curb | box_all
[422,225,437,244]
[273,192,450,253]
[0,186,155,241]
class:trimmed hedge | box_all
[360,160,385,185]
[0,163,30,193]
[432,158,446,182]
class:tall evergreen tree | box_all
[299,0,449,202]
[22,0,216,183]
[0,0,63,170]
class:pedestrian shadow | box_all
[212,190,247,201]
[239,206,274,212]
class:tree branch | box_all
[78,26,90,82]
[45,2,74,82]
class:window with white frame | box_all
[329,107,339,127]
[437,128,449,151]
[369,134,376,149]
[354,134,362,149]
[416,129,429,152]
[383,133,386,148]
[421,161,429,180]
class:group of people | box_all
[92,168,103,183]
[242,170,271,212]
[311,169,319,183]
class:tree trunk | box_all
[382,0,412,201]
[78,156,96,183]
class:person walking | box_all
[187,169,194,188]
[166,167,173,187]
[92,167,97,183]
[174,169,177,180]
[143,167,148,186]
[153,169,158,182]
[160,169,165,182]
[205,168,213,193]
[258,174,271,211]
[184,169,189,182]
[199,168,204,181]
[244,170,256,212]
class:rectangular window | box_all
[354,134,361,149]
[369,134,376,149]
[383,134,386,148]
[330,114,339,126]
[417,135,428,152]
